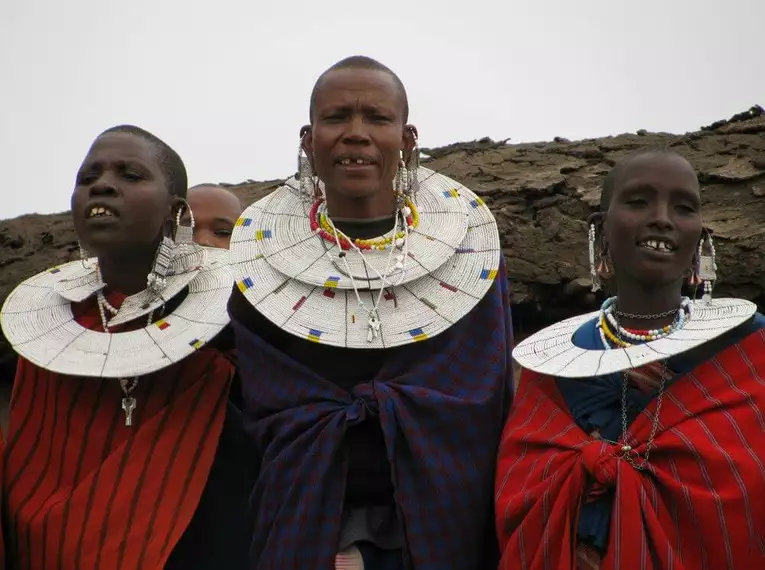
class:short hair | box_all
[308,55,409,124]
[99,125,188,199]
[600,148,693,210]
[188,183,244,210]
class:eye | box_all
[625,197,647,206]
[215,229,232,236]
[76,168,99,184]
[370,114,391,123]
[122,169,144,181]
[675,204,697,214]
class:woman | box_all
[0,125,257,569]
[228,56,514,569]
[495,150,765,569]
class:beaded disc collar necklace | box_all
[229,166,502,349]
[512,297,757,378]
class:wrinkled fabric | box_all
[1,291,238,570]
[496,325,765,570]
[235,260,514,570]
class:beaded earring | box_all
[588,224,600,292]
[146,228,174,295]
[174,200,195,254]
[78,242,96,269]
[395,151,409,205]
[405,127,420,202]
[695,230,717,305]
[297,142,314,201]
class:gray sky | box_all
[1,0,762,220]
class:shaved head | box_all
[186,184,244,249]
[309,55,409,124]
[600,150,697,211]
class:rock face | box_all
[1,106,764,378]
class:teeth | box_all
[640,240,672,252]
[339,158,371,165]
[88,206,114,218]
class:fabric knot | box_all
[346,385,378,425]
[345,399,369,424]
[580,441,619,500]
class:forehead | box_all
[314,68,403,112]
[83,132,160,168]
[188,187,242,220]
[616,154,699,195]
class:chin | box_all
[634,271,687,289]
[332,183,382,200]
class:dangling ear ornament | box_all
[696,230,717,305]
[588,223,600,292]
[174,200,195,253]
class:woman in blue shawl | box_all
[228,56,514,570]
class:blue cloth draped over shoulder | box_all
[233,259,515,569]
[556,310,765,550]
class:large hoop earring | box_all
[174,200,195,253]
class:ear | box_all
[402,124,418,162]
[586,211,604,228]
[300,125,313,156]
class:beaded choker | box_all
[309,197,420,251]
[598,296,692,348]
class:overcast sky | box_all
[1,0,762,220]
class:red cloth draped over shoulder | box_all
[495,328,765,570]
[0,291,234,570]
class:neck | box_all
[97,248,156,296]
[611,277,684,330]
[324,187,396,220]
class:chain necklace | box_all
[95,276,153,428]
[323,204,411,343]
[613,303,682,320]
[610,305,675,470]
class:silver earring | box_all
[395,152,409,200]
[146,236,174,295]
[78,242,97,270]
[588,224,600,292]
[697,231,717,305]
[298,143,314,201]
[406,131,420,202]
[174,201,195,253]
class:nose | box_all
[89,173,119,197]
[649,201,674,230]
[342,114,371,144]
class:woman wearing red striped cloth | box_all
[0,125,257,569]
[496,149,765,569]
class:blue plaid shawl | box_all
[233,261,514,569]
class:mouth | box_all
[335,155,377,167]
[637,237,676,254]
[85,204,119,221]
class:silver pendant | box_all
[121,397,136,427]
[367,314,381,343]
[698,255,716,281]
